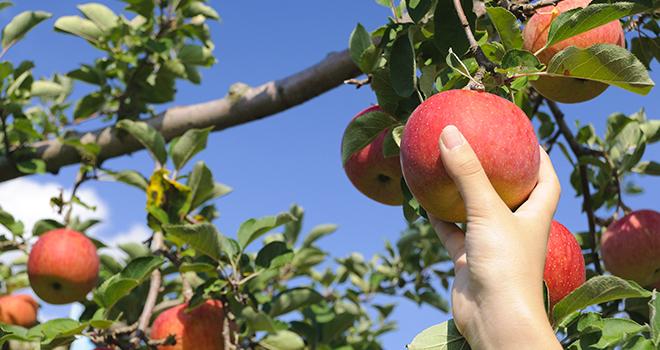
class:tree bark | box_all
[0,49,360,182]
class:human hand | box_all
[430,125,562,350]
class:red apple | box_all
[601,209,660,287]
[150,300,231,350]
[0,294,39,327]
[544,221,586,308]
[522,0,625,103]
[399,90,540,222]
[27,228,99,304]
[342,105,403,205]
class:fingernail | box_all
[440,125,464,150]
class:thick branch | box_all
[0,49,360,182]
[545,99,603,275]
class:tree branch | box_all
[451,0,495,73]
[133,231,164,346]
[0,49,360,183]
[501,0,562,19]
[545,99,603,275]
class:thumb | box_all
[439,125,507,219]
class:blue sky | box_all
[0,1,657,349]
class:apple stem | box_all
[546,99,604,275]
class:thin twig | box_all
[545,99,603,275]
[451,0,495,72]
[133,231,164,345]
[344,76,371,89]
[502,0,562,19]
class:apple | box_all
[150,300,231,350]
[601,209,660,287]
[0,294,39,327]
[342,105,403,206]
[544,221,586,308]
[522,0,625,103]
[27,228,99,305]
[399,90,540,222]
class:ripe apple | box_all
[399,90,540,222]
[522,0,625,103]
[27,228,99,305]
[150,300,231,350]
[342,105,403,205]
[544,221,586,308]
[601,209,660,287]
[0,294,39,327]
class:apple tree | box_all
[0,0,658,349]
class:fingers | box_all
[515,147,561,222]
[429,215,466,265]
[439,125,507,218]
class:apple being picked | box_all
[544,221,586,308]
[27,228,100,305]
[150,299,232,350]
[522,0,625,103]
[0,294,39,327]
[342,105,403,206]
[400,90,540,222]
[601,209,660,287]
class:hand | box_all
[430,125,562,350]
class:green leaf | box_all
[183,2,220,20]
[163,223,224,261]
[179,262,216,273]
[389,30,416,97]
[54,15,103,42]
[269,287,323,317]
[94,256,163,309]
[545,2,651,49]
[499,49,542,75]
[486,7,523,50]
[341,109,399,164]
[237,213,296,250]
[106,170,149,191]
[255,241,293,269]
[32,219,64,236]
[2,11,51,49]
[545,44,654,95]
[0,206,23,236]
[651,290,659,346]
[170,127,212,170]
[407,0,433,23]
[302,224,337,247]
[241,308,281,333]
[15,158,45,174]
[30,80,64,97]
[73,92,104,121]
[553,276,653,325]
[349,23,372,71]
[407,319,468,350]
[27,318,86,343]
[631,36,659,69]
[116,120,167,166]
[434,0,474,56]
[187,161,232,209]
[178,44,213,66]
[78,3,118,32]
[260,330,305,350]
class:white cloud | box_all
[0,177,109,237]
[99,224,151,260]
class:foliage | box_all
[0,0,657,349]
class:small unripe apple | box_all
[400,90,540,222]
[150,300,231,350]
[342,105,403,205]
[601,210,660,287]
[0,294,39,327]
[544,221,586,308]
[27,228,99,304]
[522,0,625,103]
